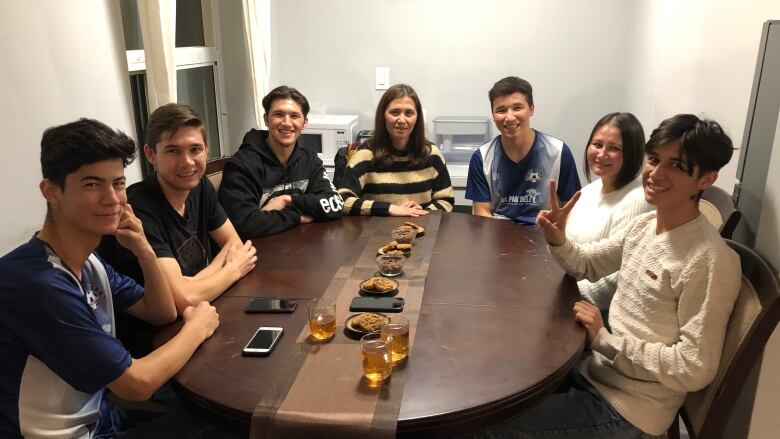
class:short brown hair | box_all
[489,76,534,109]
[145,103,207,151]
[262,86,310,117]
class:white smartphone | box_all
[242,326,283,357]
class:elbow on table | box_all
[149,307,178,326]
[171,287,199,313]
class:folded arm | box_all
[164,221,256,310]
[290,166,343,221]
[219,160,302,237]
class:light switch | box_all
[375,67,389,90]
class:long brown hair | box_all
[369,84,431,166]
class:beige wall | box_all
[0,0,139,255]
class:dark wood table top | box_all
[156,213,584,437]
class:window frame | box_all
[122,0,228,172]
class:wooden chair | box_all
[667,240,780,439]
[206,156,229,191]
[699,186,741,239]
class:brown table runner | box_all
[250,212,442,439]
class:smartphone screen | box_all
[245,298,297,313]
[243,327,283,356]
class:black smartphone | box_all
[242,327,284,357]
[245,298,297,313]
[349,296,405,313]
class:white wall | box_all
[270,0,647,181]
[0,0,138,255]
[647,0,780,194]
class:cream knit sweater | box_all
[550,212,741,435]
[566,178,653,309]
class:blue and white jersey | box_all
[0,237,143,439]
[465,131,581,225]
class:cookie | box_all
[354,312,387,332]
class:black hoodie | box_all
[218,129,343,238]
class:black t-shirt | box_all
[128,173,228,277]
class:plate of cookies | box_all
[403,221,425,237]
[377,241,412,256]
[359,276,399,296]
[345,312,390,339]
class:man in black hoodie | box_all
[219,86,344,237]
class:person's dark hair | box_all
[584,112,645,190]
[645,114,734,176]
[41,118,136,188]
[145,103,207,152]
[261,85,310,117]
[369,84,431,166]
[488,76,534,109]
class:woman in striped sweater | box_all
[338,84,454,216]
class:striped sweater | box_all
[338,145,455,216]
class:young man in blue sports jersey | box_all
[466,76,581,225]
[0,119,231,438]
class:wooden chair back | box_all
[699,186,741,239]
[206,156,229,191]
[668,240,780,439]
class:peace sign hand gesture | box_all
[535,180,581,246]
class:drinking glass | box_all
[308,298,336,341]
[360,333,392,384]
[380,315,410,364]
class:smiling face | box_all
[491,92,534,140]
[587,123,624,191]
[43,158,127,238]
[384,96,418,150]
[263,98,307,151]
[642,141,716,212]
[145,125,207,193]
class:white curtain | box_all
[138,0,177,110]
[241,0,272,128]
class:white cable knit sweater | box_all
[550,212,741,435]
[566,178,653,309]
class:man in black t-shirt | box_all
[104,104,257,312]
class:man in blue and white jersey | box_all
[0,119,224,438]
[466,76,581,225]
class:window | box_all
[120,0,225,175]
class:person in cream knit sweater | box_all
[473,114,741,438]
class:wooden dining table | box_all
[154,212,585,438]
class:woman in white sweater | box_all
[566,112,653,310]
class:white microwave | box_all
[299,114,359,167]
